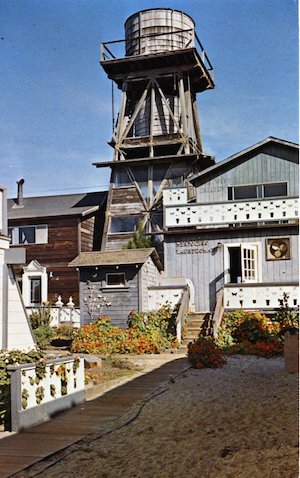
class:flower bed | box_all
[71,306,178,355]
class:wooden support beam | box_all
[153,79,185,141]
[119,80,152,143]
[178,75,190,154]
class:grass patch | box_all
[85,356,142,386]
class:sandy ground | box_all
[42,355,298,478]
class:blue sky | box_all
[1,0,298,198]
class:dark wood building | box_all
[7,187,107,306]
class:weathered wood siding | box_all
[140,257,160,310]
[164,227,299,312]
[105,234,133,251]
[80,265,140,328]
[80,216,95,252]
[110,187,144,213]
[196,153,299,202]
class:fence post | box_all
[55,295,64,325]
[9,366,22,431]
[67,296,75,323]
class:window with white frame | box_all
[9,225,48,245]
[106,273,126,287]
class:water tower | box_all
[94,8,215,251]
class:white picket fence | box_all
[26,296,81,328]
[8,356,85,431]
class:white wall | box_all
[6,265,36,350]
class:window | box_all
[110,215,142,233]
[9,225,48,245]
[19,226,35,244]
[106,273,126,287]
[114,168,132,187]
[228,182,288,200]
[263,183,287,198]
[30,277,42,304]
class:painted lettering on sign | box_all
[175,240,216,254]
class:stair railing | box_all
[176,286,190,343]
[212,288,224,339]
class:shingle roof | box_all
[7,191,107,220]
[68,248,163,271]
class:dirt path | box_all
[26,355,298,478]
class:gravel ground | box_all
[41,355,299,478]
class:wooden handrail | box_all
[212,288,224,339]
[176,286,190,342]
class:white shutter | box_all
[35,225,48,244]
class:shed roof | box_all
[68,248,163,271]
[189,136,299,185]
[8,191,107,220]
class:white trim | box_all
[22,260,48,306]
[106,272,126,288]
[224,241,262,285]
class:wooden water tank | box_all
[125,9,195,57]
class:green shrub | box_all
[53,325,75,340]
[29,305,52,329]
[216,310,283,358]
[33,325,55,349]
[217,310,279,346]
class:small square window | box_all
[19,226,35,244]
[106,273,126,287]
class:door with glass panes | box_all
[226,243,259,284]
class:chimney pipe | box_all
[17,178,25,207]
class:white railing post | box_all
[67,296,75,323]
[55,295,64,325]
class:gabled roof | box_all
[190,136,299,185]
[68,248,163,271]
[7,191,107,220]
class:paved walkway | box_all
[0,353,189,478]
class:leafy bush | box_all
[29,305,52,329]
[29,305,55,349]
[0,349,44,430]
[216,310,283,358]
[71,306,178,355]
[53,325,75,340]
[33,326,55,349]
[188,336,227,368]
